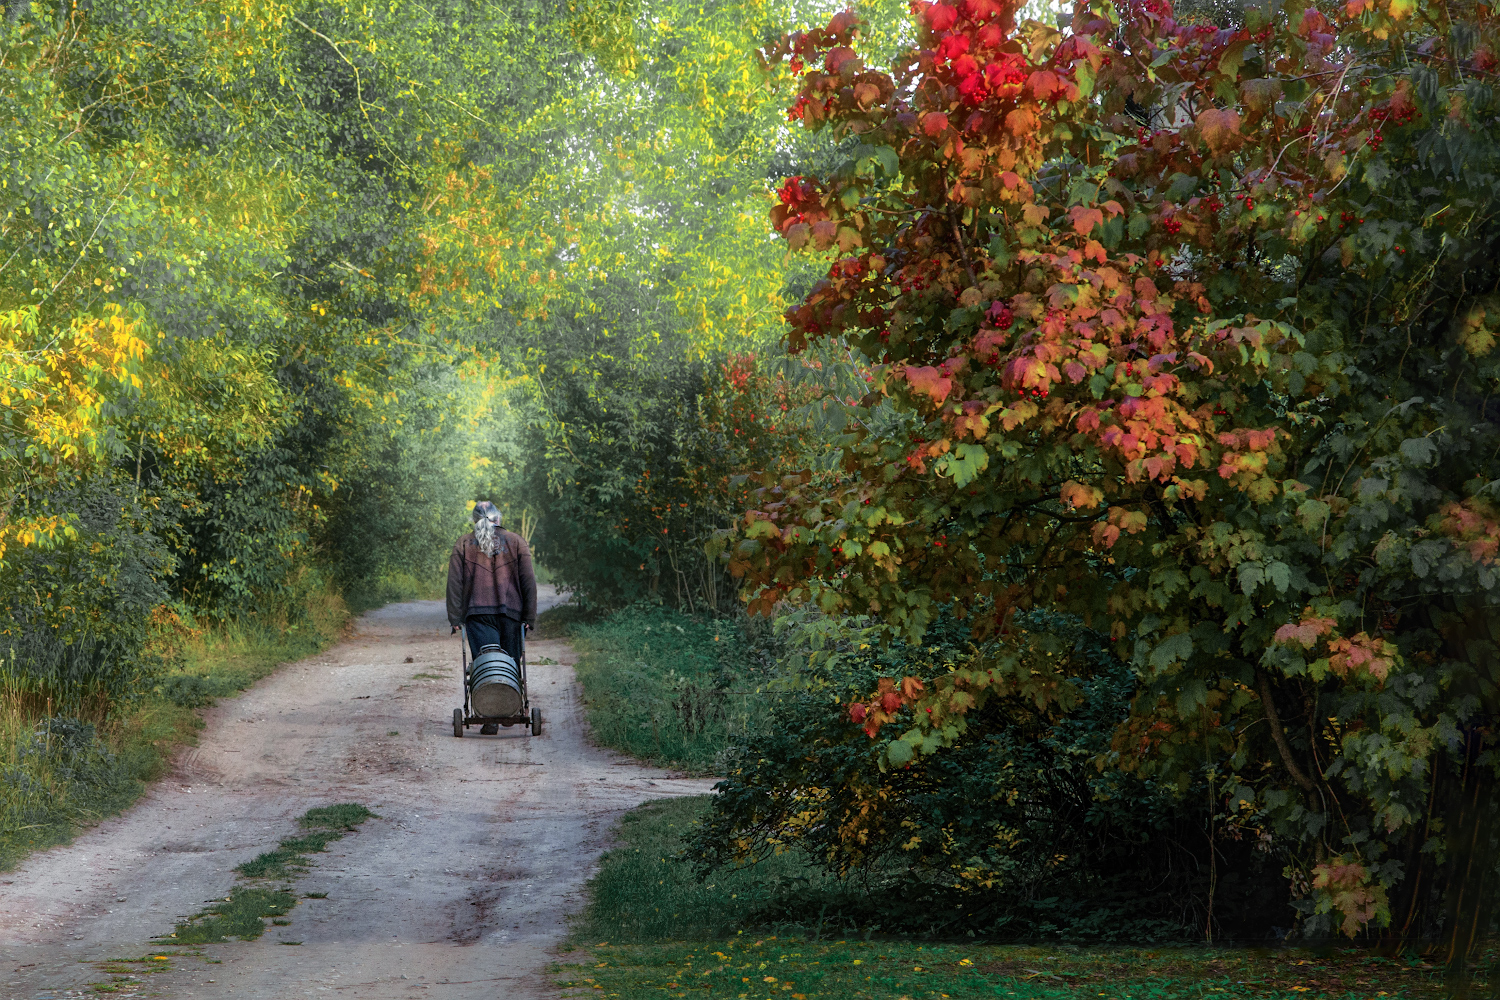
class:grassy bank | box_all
[0,586,350,870]
[567,604,774,775]
[561,798,1478,1000]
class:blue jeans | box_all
[465,614,523,662]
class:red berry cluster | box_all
[1337,211,1365,230]
[1367,102,1419,151]
[985,300,1014,329]
[898,263,937,294]
[1369,103,1419,126]
[1162,216,1183,236]
[776,175,817,209]
[1204,197,1224,214]
[1234,193,1257,211]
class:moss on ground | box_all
[170,803,374,944]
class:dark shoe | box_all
[480,723,499,735]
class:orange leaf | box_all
[1068,205,1104,235]
[1060,480,1104,509]
[903,365,953,404]
[1196,108,1242,153]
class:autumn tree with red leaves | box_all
[719,0,1500,955]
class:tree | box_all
[723,0,1500,951]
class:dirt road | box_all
[0,591,714,998]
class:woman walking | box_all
[446,501,538,733]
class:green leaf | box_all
[1165,173,1199,203]
[1099,214,1124,248]
[1399,437,1437,466]
[1218,39,1249,79]
[1296,499,1330,531]
[1410,539,1445,577]
[1149,631,1194,670]
[937,442,990,488]
[988,233,1013,268]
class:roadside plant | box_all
[721,0,1500,953]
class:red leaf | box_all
[925,2,959,31]
[921,111,950,136]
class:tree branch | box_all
[1257,671,1317,792]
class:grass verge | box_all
[0,585,350,871]
[564,798,1485,1000]
[341,570,444,614]
[557,938,1466,1000]
[575,796,840,943]
[168,803,374,944]
[568,604,774,774]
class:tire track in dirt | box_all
[0,590,714,999]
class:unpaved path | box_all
[0,591,714,998]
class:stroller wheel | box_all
[530,706,543,737]
[453,708,464,738]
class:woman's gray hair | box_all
[471,500,504,557]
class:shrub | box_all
[724,0,1500,952]
[693,610,1287,942]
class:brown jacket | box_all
[445,530,537,627]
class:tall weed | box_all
[0,584,349,870]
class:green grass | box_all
[0,586,350,871]
[576,796,844,943]
[565,799,1488,1000]
[170,802,373,943]
[168,887,299,944]
[568,605,772,774]
[557,939,1468,1000]
[535,601,601,639]
[234,803,375,880]
[87,954,179,994]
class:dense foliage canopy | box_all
[0,0,833,696]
